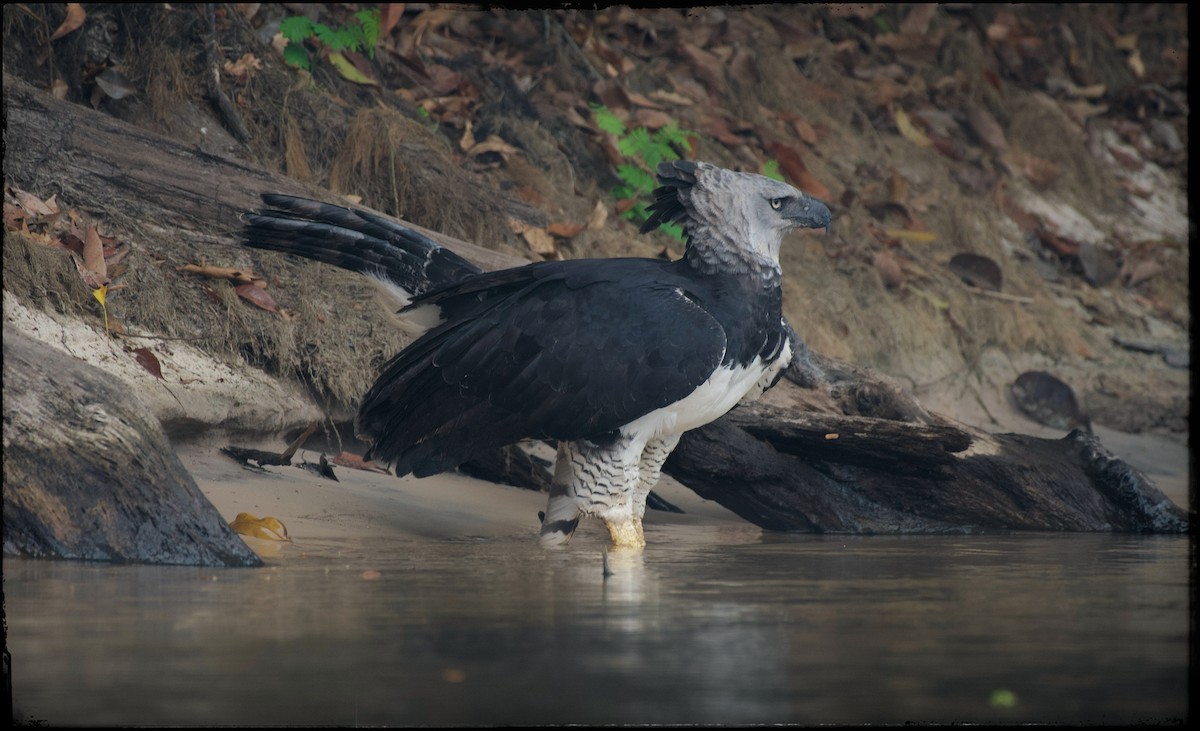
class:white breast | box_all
[620,338,791,442]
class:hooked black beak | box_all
[788,197,832,233]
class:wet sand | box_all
[180,436,755,553]
[181,421,1188,557]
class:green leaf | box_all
[656,122,688,146]
[283,44,311,70]
[329,51,379,86]
[280,15,314,42]
[617,127,653,159]
[311,22,340,48]
[616,163,655,194]
[622,202,650,223]
[762,159,784,181]
[355,9,381,57]
[662,222,686,241]
[591,103,626,136]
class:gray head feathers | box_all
[643,160,832,270]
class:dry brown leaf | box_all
[1037,228,1080,257]
[332,451,390,473]
[83,226,105,270]
[379,3,406,36]
[1118,179,1153,199]
[624,90,664,110]
[899,3,937,35]
[1016,151,1060,186]
[466,135,520,161]
[510,222,557,258]
[728,46,759,87]
[634,108,673,130]
[648,89,693,107]
[967,104,1007,153]
[793,118,818,146]
[3,202,27,232]
[894,107,932,148]
[696,114,742,146]
[994,187,1039,233]
[909,189,939,213]
[586,200,608,231]
[271,31,289,57]
[131,347,164,379]
[1121,258,1162,288]
[872,250,905,289]
[51,78,69,100]
[72,256,109,290]
[458,119,476,152]
[13,189,55,217]
[176,262,267,287]
[49,3,86,42]
[223,52,263,82]
[235,283,279,312]
[678,43,727,95]
[562,105,591,130]
[1106,142,1143,171]
[767,142,831,201]
[592,78,632,112]
[547,222,584,239]
[410,7,458,47]
[78,226,109,288]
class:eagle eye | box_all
[770,197,784,210]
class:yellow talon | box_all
[604,518,646,550]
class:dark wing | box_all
[243,194,480,296]
[357,259,727,477]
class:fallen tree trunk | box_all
[3,73,1187,538]
[669,395,1186,533]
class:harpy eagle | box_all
[242,160,831,548]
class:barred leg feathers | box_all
[538,438,649,550]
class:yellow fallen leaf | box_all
[908,285,950,311]
[894,107,932,148]
[328,51,378,86]
[1114,33,1138,52]
[229,512,292,542]
[885,228,938,244]
[92,284,110,339]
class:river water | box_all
[5,525,1189,726]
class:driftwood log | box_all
[3,331,263,566]
[3,73,1187,538]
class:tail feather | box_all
[243,194,481,297]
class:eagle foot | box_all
[604,517,646,551]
